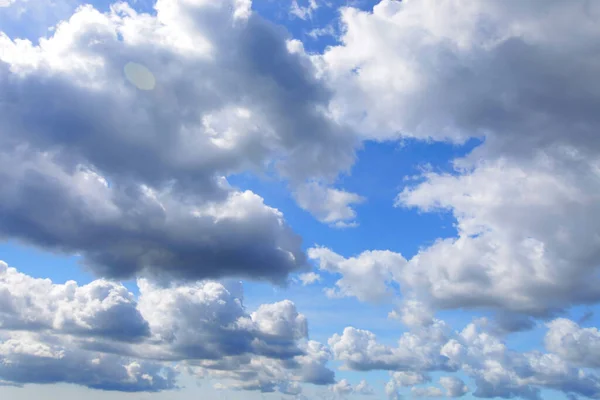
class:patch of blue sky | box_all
[230,139,482,258]
[0,240,91,284]
[0,241,138,293]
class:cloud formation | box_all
[336,317,600,400]
[0,0,361,283]
[0,260,335,393]
[305,0,600,329]
[330,378,374,396]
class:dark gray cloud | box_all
[0,149,306,283]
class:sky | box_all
[1,0,600,399]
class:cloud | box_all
[133,279,310,361]
[389,300,435,328]
[309,0,600,323]
[189,339,334,392]
[0,149,306,284]
[307,24,336,40]
[0,331,177,392]
[294,182,364,227]
[0,261,149,341]
[388,371,431,387]
[439,376,469,397]
[355,379,374,395]
[411,386,443,398]
[290,0,318,20]
[333,317,600,400]
[331,379,353,396]
[386,374,467,400]
[397,155,600,317]
[0,0,360,283]
[308,247,405,303]
[0,261,335,392]
[545,318,600,368]
[442,319,600,399]
[322,0,600,145]
[385,379,402,400]
[297,272,321,286]
[331,378,374,396]
[328,321,454,372]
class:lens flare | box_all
[124,62,156,91]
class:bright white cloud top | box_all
[1,0,600,399]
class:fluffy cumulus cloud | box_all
[411,386,443,398]
[321,0,600,145]
[440,376,469,397]
[545,319,600,368]
[385,371,431,400]
[3,0,600,398]
[0,0,362,283]
[349,317,600,400]
[0,331,177,392]
[389,371,431,388]
[308,247,406,302]
[330,378,373,396]
[0,261,149,340]
[297,272,321,286]
[310,0,600,325]
[290,0,318,20]
[188,339,334,394]
[294,181,364,228]
[0,261,335,393]
[328,320,454,372]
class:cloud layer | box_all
[0,260,334,394]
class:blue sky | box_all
[1,0,600,399]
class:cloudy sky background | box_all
[1,0,600,399]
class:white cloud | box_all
[328,321,453,372]
[294,182,364,227]
[390,300,435,328]
[298,272,322,286]
[411,386,443,398]
[308,247,406,303]
[331,378,373,396]
[398,153,600,316]
[355,379,374,395]
[545,318,600,368]
[310,0,600,323]
[331,379,353,396]
[0,261,335,393]
[290,0,318,20]
[0,331,176,392]
[389,371,430,387]
[440,376,469,397]
[0,261,149,341]
[308,24,336,40]
[312,151,600,321]
[333,317,600,399]
[192,339,334,392]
